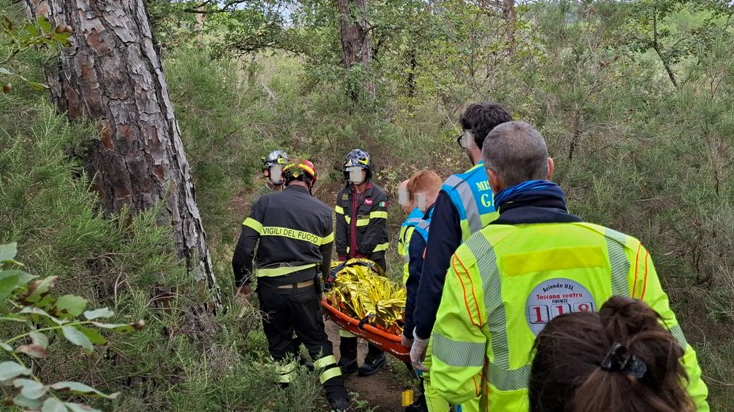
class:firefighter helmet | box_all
[261,150,289,171]
[343,149,373,181]
[283,159,318,186]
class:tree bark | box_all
[24,0,221,308]
[335,0,375,100]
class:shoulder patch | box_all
[378,201,386,208]
[341,193,349,201]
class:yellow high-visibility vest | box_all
[431,222,710,412]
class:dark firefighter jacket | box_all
[334,182,389,263]
[232,185,333,287]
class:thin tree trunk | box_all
[336,0,375,100]
[24,0,221,309]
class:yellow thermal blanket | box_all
[326,259,406,335]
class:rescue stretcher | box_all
[321,298,411,363]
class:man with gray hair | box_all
[428,121,709,411]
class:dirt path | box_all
[325,321,413,412]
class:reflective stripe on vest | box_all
[414,219,430,242]
[402,211,431,284]
[442,162,497,241]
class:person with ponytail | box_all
[530,296,694,412]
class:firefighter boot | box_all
[358,344,386,376]
[338,336,358,375]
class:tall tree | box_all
[24,0,221,307]
[336,0,375,100]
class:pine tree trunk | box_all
[336,0,375,100]
[24,0,221,308]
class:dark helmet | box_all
[283,160,318,186]
[343,149,373,180]
[261,150,289,171]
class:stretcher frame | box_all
[321,298,411,363]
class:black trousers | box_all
[257,282,345,396]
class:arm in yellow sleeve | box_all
[431,252,487,404]
[631,245,709,412]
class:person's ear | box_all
[487,168,503,193]
[546,157,554,180]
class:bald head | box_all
[482,121,553,190]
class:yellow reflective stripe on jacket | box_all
[340,214,369,226]
[373,242,389,253]
[313,355,337,369]
[319,366,343,384]
[275,360,298,383]
[370,211,388,219]
[335,205,344,215]
[431,332,484,367]
[261,226,328,246]
[243,217,263,233]
[322,232,335,245]
[255,263,317,278]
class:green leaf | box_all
[83,308,114,320]
[14,378,48,399]
[1,342,12,352]
[22,276,57,304]
[53,295,88,318]
[42,397,69,412]
[0,269,35,286]
[30,331,49,349]
[76,326,107,345]
[62,326,93,351]
[0,361,32,380]
[50,381,119,399]
[28,81,49,90]
[90,320,144,333]
[65,403,101,412]
[13,393,44,409]
[20,306,64,325]
[0,272,21,303]
[37,17,52,33]
[0,243,17,261]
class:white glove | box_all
[410,332,429,371]
[401,334,414,348]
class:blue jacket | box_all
[403,206,433,339]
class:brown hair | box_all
[529,296,693,412]
[406,170,442,202]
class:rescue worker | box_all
[398,179,424,285]
[410,103,512,411]
[430,121,709,411]
[399,171,443,412]
[232,159,350,411]
[260,149,310,367]
[334,148,390,376]
[262,149,289,191]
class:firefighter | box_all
[429,121,709,411]
[334,148,390,376]
[260,149,310,367]
[410,103,512,411]
[232,159,350,411]
[399,171,442,412]
[261,149,289,191]
[398,179,424,285]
